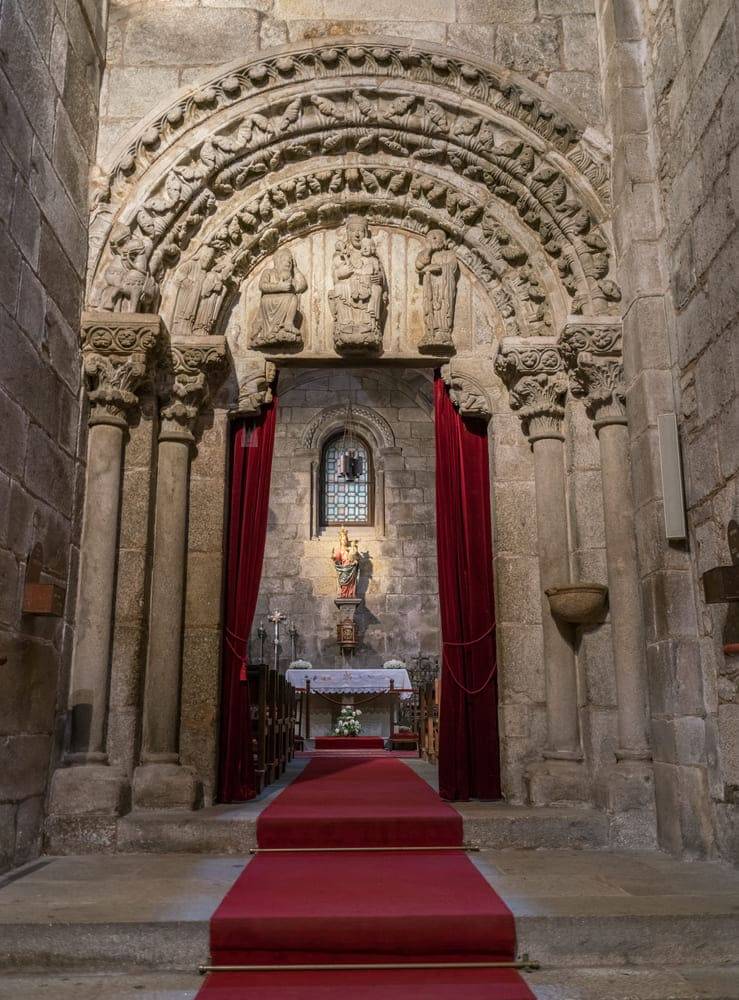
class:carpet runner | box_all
[197,756,535,998]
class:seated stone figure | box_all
[251,249,308,349]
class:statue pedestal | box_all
[335,598,361,655]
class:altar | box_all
[285,668,413,740]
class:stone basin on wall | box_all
[545,584,609,625]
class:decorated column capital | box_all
[231,353,278,417]
[81,312,165,428]
[441,359,492,422]
[159,337,228,442]
[559,319,626,430]
[494,337,568,441]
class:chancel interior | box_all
[1,2,738,997]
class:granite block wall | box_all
[98,0,603,162]
[0,0,108,872]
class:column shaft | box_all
[68,422,125,760]
[141,438,191,761]
[598,421,651,758]
[532,436,580,758]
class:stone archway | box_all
[50,38,654,835]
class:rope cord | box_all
[442,622,497,696]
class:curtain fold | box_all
[218,397,278,803]
[434,374,501,801]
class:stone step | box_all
[0,967,738,1000]
[114,801,609,855]
[1,852,738,973]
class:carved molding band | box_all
[302,404,396,451]
[81,312,165,427]
[494,337,568,440]
[88,38,616,343]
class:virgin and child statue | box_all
[328,216,387,354]
[331,527,362,599]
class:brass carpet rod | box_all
[249,844,480,854]
[199,956,540,974]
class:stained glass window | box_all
[321,433,372,526]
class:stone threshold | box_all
[1,850,738,974]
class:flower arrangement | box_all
[334,705,362,736]
[289,659,312,671]
[383,659,405,670]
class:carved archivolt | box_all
[302,404,396,452]
[88,38,617,341]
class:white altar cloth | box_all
[285,668,413,701]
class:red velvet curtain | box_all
[434,374,501,801]
[218,397,278,802]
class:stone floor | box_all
[0,848,737,997]
[4,758,738,997]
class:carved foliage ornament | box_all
[81,314,164,427]
[302,404,395,451]
[494,340,568,439]
[90,47,616,325]
[559,321,625,426]
[159,338,228,439]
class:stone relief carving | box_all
[171,246,229,338]
[89,44,617,333]
[251,249,307,349]
[81,313,165,427]
[328,216,387,354]
[441,360,492,421]
[98,225,159,314]
[158,338,227,440]
[232,354,277,416]
[416,229,459,353]
[559,321,625,425]
[495,339,569,439]
[301,404,396,451]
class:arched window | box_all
[320,432,373,527]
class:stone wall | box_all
[0,0,108,872]
[596,0,738,861]
[99,0,603,162]
[254,368,440,668]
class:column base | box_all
[45,764,130,854]
[132,762,201,810]
[526,758,591,806]
[596,760,657,849]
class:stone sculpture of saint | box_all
[331,527,362,599]
[328,216,387,353]
[415,228,459,353]
[171,246,228,337]
[251,250,308,349]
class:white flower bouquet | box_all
[334,705,362,736]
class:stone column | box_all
[561,322,651,761]
[133,338,227,809]
[496,340,586,803]
[48,313,164,830]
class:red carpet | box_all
[198,756,535,998]
[314,736,385,749]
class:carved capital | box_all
[440,360,491,421]
[494,337,568,440]
[559,319,625,428]
[81,312,165,428]
[231,353,277,417]
[159,337,228,442]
